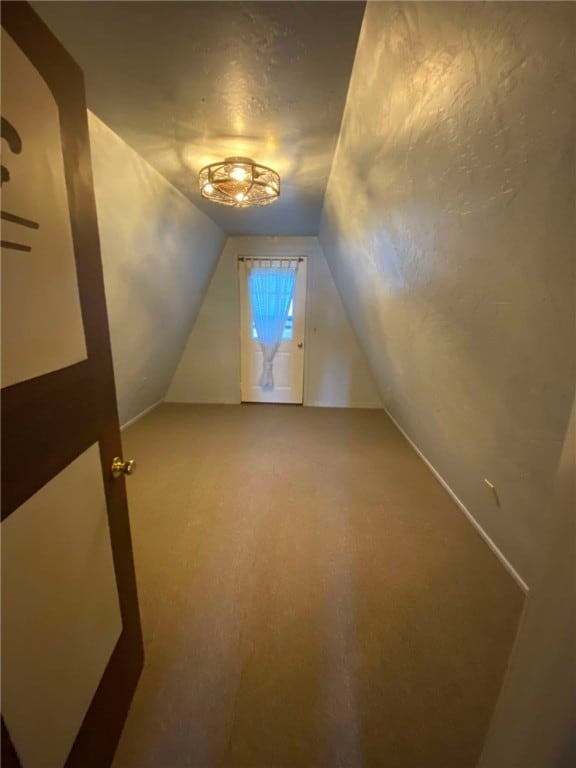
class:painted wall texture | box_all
[319,1,576,585]
[88,113,226,425]
[478,390,576,768]
[166,236,381,409]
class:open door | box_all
[1,4,143,767]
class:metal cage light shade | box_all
[198,157,280,207]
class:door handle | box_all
[297,342,303,348]
[111,457,136,479]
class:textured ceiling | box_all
[32,1,366,235]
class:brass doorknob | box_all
[297,342,303,348]
[111,457,136,479]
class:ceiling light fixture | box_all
[199,157,280,208]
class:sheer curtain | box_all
[247,259,298,390]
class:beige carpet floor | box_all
[112,404,524,768]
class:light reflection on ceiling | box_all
[32,1,366,235]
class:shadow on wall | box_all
[318,354,352,408]
[89,112,226,425]
[313,338,376,410]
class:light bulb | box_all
[235,192,245,202]
[204,183,214,194]
[230,166,247,181]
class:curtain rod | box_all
[238,256,304,262]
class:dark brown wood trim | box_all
[64,628,144,768]
[1,211,40,229]
[1,633,144,768]
[1,361,99,519]
[0,240,31,251]
[1,718,21,768]
[97,439,143,632]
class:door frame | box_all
[238,255,308,404]
[1,4,143,766]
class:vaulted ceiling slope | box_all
[32,0,366,236]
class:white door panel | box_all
[1,444,123,768]
[243,342,302,404]
[1,29,88,389]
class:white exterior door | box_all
[240,256,307,404]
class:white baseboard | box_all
[304,399,382,409]
[383,407,529,594]
[120,399,163,431]
[165,398,382,409]
[165,397,382,409]
[164,397,241,405]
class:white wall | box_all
[319,1,576,587]
[88,113,226,426]
[166,236,381,408]
[478,391,576,768]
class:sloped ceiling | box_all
[32,0,365,236]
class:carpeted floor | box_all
[112,403,524,768]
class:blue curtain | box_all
[248,265,297,390]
